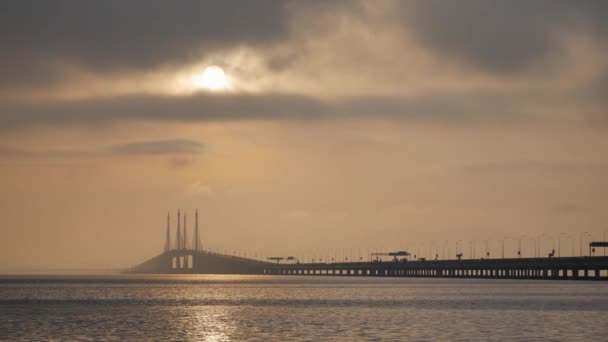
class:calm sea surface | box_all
[1,275,607,341]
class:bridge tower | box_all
[176,209,182,268]
[183,213,188,250]
[183,212,189,268]
[164,212,171,252]
[195,209,200,252]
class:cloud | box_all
[0,0,289,88]
[0,146,28,157]
[0,139,204,158]
[0,146,94,158]
[5,0,605,90]
[0,1,606,130]
[397,0,608,73]
[576,70,608,115]
[0,1,605,92]
[0,90,543,131]
[109,139,204,156]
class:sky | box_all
[1,0,607,271]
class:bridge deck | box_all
[264,256,608,280]
[128,250,608,281]
[126,249,272,274]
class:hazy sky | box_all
[1,1,607,271]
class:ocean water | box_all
[1,275,607,341]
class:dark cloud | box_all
[399,0,608,73]
[0,91,535,131]
[0,93,324,130]
[0,0,289,88]
[0,146,93,158]
[109,139,204,156]
[0,0,605,130]
[0,139,204,158]
[0,146,25,157]
[585,71,608,106]
[1,0,606,89]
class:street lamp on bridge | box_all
[580,232,590,257]
[455,240,463,260]
[538,234,555,258]
[518,235,526,258]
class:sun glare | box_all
[192,66,228,91]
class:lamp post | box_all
[579,231,588,257]
[525,235,537,258]
[469,240,475,259]
[538,234,555,258]
[584,233,593,257]
[558,233,569,257]
[531,236,539,258]
[502,237,515,258]
[484,240,490,258]
[446,241,450,260]
[518,235,526,258]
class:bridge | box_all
[126,209,272,274]
[127,210,608,280]
[263,256,608,281]
[126,249,270,274]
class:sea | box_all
[1,275,607,341]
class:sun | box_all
[192,66,228,91]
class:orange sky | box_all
[1,1,607,271]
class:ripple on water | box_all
[1,275,607,341]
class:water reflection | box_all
[1,275,608,340]
[174,305,236,341]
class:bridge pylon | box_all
[176,209,182,267]
[195,209,201,252]
[184,213,188,251]
[164,212,171,252]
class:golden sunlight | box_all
[192,66,229,91]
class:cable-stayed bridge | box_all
[127,211,608,280]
